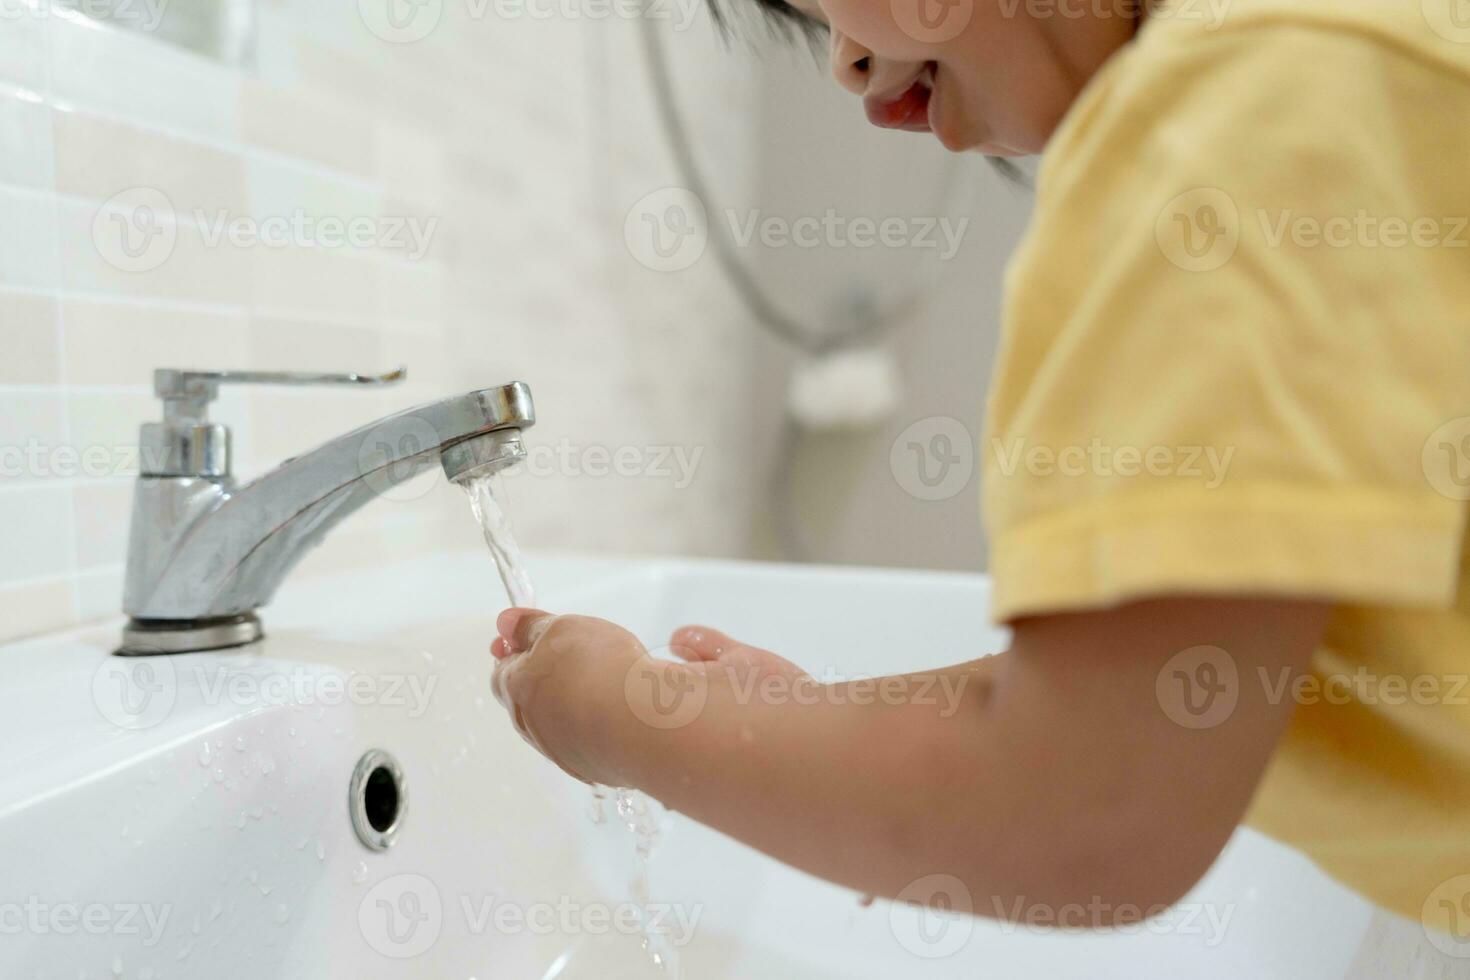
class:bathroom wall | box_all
[0,0,765,642]
[743,51,1033,572]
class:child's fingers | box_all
[669,625,744,661]
[497,607,555,653]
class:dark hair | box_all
[703,0,828,47]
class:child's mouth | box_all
[863,64,937,134]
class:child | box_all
[490,0,1470,962]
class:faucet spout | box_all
[119,380,534,654]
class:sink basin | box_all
[0,551,1375,978]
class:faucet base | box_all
[117,613,262,656]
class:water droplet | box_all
[273,904,290,924]
[234,736,247,752]
[352,861,369,884]
[316,840,326,861]
[197,742,212,766]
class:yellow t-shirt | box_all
[983,0,1470,929]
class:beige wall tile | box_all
[56,196,253,304]
[248,243,379,322]
[53,106,248,214]
[239,79,377,179]
[0,291,59,384]
[247,314,383,373]
[0,577,76,643]
[61,298,249,386]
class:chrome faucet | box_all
[118,367,535,655]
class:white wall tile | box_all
[0,86,54,190]
[0,2,49,90]
[0,484,74,584]
[48,6,239,141]
[0,187,60,288]
[0,389,67,485]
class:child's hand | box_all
[489,608,806,787]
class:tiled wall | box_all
[0,0,764,642]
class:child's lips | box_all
[864,78,933,133]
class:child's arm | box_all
[490,597,1327,919]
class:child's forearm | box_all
[596,598,1325,918]
[608,655,1019,903]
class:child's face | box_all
[785,0,1137,154]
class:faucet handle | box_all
[155,367,406,416]
[142,367,407,478]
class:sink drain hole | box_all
[350,750,405,851]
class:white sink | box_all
[0,551,1375,978]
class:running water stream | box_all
[458,473,680,978]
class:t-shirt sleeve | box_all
[981,21,1470,622]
